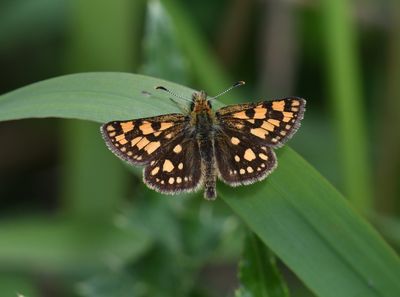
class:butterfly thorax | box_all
[190,91,215,137]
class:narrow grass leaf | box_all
[235,232,289,297]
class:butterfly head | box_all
[191,91,212,113]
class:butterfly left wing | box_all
[101,114,188,165]
[214,128,277,186]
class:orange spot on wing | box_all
[160,122,174,130]
[250,128,267,139]
[136,137,150,150]
[131,137,142,146]
[139,121,155,135]
[151,167,160,175]
[115,134,125,142]
[272,101,285,111]
[254,107,267,119]
[145,141,161,154]
[163,159,174,172]
[283,112,293,118]
[120,122,134,133]
[232,111,248,119]
[115,134,128,145]
[244,148,256,161]
[268,119,280,126]
[261,121,274,131]
[173,144,182,153]
[231,137,240,145]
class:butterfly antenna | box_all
[208,81,245,102]
[155,86,192,102]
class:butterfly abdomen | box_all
[192,109,217,199]
[198,137,217,200]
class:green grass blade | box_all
[140,0,189,84]
[321,0,372,213]
[235,232,289,297]
[0,73,399,297]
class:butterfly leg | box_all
[198,138,217,200]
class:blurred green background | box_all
[0,0,399,296]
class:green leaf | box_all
[0,73,399,297]
[235,232,289,297]
[0,73,194,123]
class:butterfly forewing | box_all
[216,97,306,147]
[101,114,187,165]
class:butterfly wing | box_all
[101,114,188,165]
[101,114,203,194]
[214,97,305,185]
[143,137,203,194]
[216,97,306,147]
[214,129,277,186]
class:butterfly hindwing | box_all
[214,129,277,186]
[216,97,306,147]
[143,138,203,194]
[101,114,188,165]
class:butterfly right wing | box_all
[101,113,203,195]
[101,114,188,165]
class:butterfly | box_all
[101,81,306,200]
